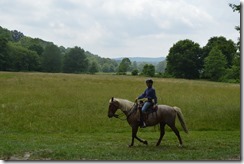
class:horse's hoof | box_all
[178,144,183,148]
[128,144,133,148]
[143,140,148,145]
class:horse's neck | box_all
[117,99,134,115]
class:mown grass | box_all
[0,72,240,160]
[0,131,240,160]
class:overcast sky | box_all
[0,0,240,58]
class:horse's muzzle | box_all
[108,113,118,118]
[108,113,113,118]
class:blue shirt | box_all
[138,87,157,104]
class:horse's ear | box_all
[111,97,114,102]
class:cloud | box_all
[0,0,240,58]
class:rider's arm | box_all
[137,89,147,100]
[154,90,157,104]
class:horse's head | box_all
[108,97,120,118]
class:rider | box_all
[135,78,157,128]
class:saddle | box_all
[138,100,158,113]
[137,101,158,125]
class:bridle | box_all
[108,102,120,118]
[109,101,137,121]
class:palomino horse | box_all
[108,97,188,147]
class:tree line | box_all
[165,3,240,82]
[116,33,239,83]
[0,3,240,83]
[0,26,239,82]
[117,3,240,83]
[165,36,239,82]
[116,34,239,83]
[0,26,118,74]
[0,26,166,75]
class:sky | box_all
[0,0,240,58]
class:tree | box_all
[227,2,240,82]
[7,42,40,71]
[142,64,155,77]
[0,26,12,41]
[89,61,99,74]
[0,36,9,70]
[203,47,227,81]
[202,36,237,68]
[131,69,139,76]
[156,60,166,73]
[229,3,240,50]
[101,63,110,72]
[166,39,202,79]
[28,44,44,56]
[102,63,115,72]
[41,44,62,72]
[117,58,131,74]
[132,61,138,71]
[63,46,89,73]
[11,30,24,42]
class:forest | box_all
[0,25,168,74]
[0,26,119,73]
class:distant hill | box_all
[113,57,165,64]
[0,25,118,72]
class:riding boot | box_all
[139,109,146,128]
[141,121,146,128]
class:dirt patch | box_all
[7,150,53,160]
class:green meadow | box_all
[0,72,240,160]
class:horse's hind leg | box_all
[156,122,166,146]
[169,124,183,146]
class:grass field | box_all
[0,72,240,160]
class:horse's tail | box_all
[173,106,188,133]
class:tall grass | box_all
[0,72,240,134]
[0,72,240,160]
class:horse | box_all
[108,97,188,147]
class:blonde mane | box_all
[110,98,134,112]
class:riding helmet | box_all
[146,78,153,84]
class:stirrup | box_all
[140,122,146,128]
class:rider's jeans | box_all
[142,102,152,113]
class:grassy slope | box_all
[0,72,240,160]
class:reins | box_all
[114,113,127,120]
[114,103,137,121]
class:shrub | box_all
[131,69,138,76]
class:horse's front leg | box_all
[129,125,148,147]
